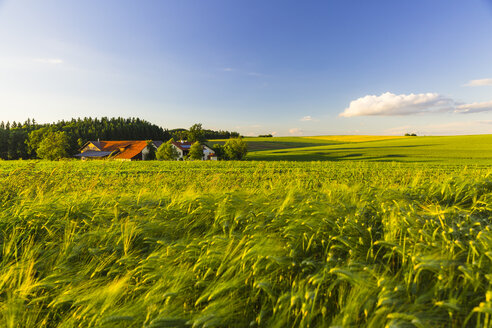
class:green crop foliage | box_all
[0,160,491,327]
[212,134,492,164]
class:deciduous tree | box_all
[188,141,204,160]
[212,144,227,160]
[36,131,70,160]
[188,123,206,143]
[156,139,179,160]
[224,138,247,160]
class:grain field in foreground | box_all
[1,161,491,327]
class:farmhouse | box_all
[171,141,217,160]
[76,140,163,160]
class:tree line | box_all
[0,117,240,160]
[170,128,240,141]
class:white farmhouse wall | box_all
[171,145,185,160]
[203,146,214,160]
[171,144,215,160]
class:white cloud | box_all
[340,92,454,117]
[300,115,313,121]
[464,78,492,87]
[271,131,278,136]
[455,101,492,114]
[35,58,64,64]
[340,92,492,117]
[247,72,267,77]
[289,128,303,136]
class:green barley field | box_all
[1,136,492,327]
[209,134,492,164]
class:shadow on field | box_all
[246,141,340,151]
[246,142,446,162]
[320,144,438,152]
[207,141,341,152]
[248,151,438,162]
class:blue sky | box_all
[1,0,492,136]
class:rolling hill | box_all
[214,135,492,164]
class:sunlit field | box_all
[1,160,492,327]
[245,134,492,163]
[302,135,406,143]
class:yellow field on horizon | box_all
[302,135,408,142]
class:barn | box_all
[75,140,163,160]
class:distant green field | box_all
[207,136,342,151]
[238,135,492,164]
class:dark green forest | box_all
[0,117,239,159]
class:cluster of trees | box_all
[155,140,180,160]
[0,119,36,159]
[211,139,248,160]
[155,137,248,161]
[0,118,241,160]
[155,140,207,161]
[154,123,247,161]
[404,133,417,136]
[170,127,240,141]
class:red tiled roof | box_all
[87,140,149,159]
[171,141,194,150]
[171,141,214,151]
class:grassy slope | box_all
[207,136,343,151]
[1,161,492,327]
[245,135,492,164]
[208,136,405,152]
